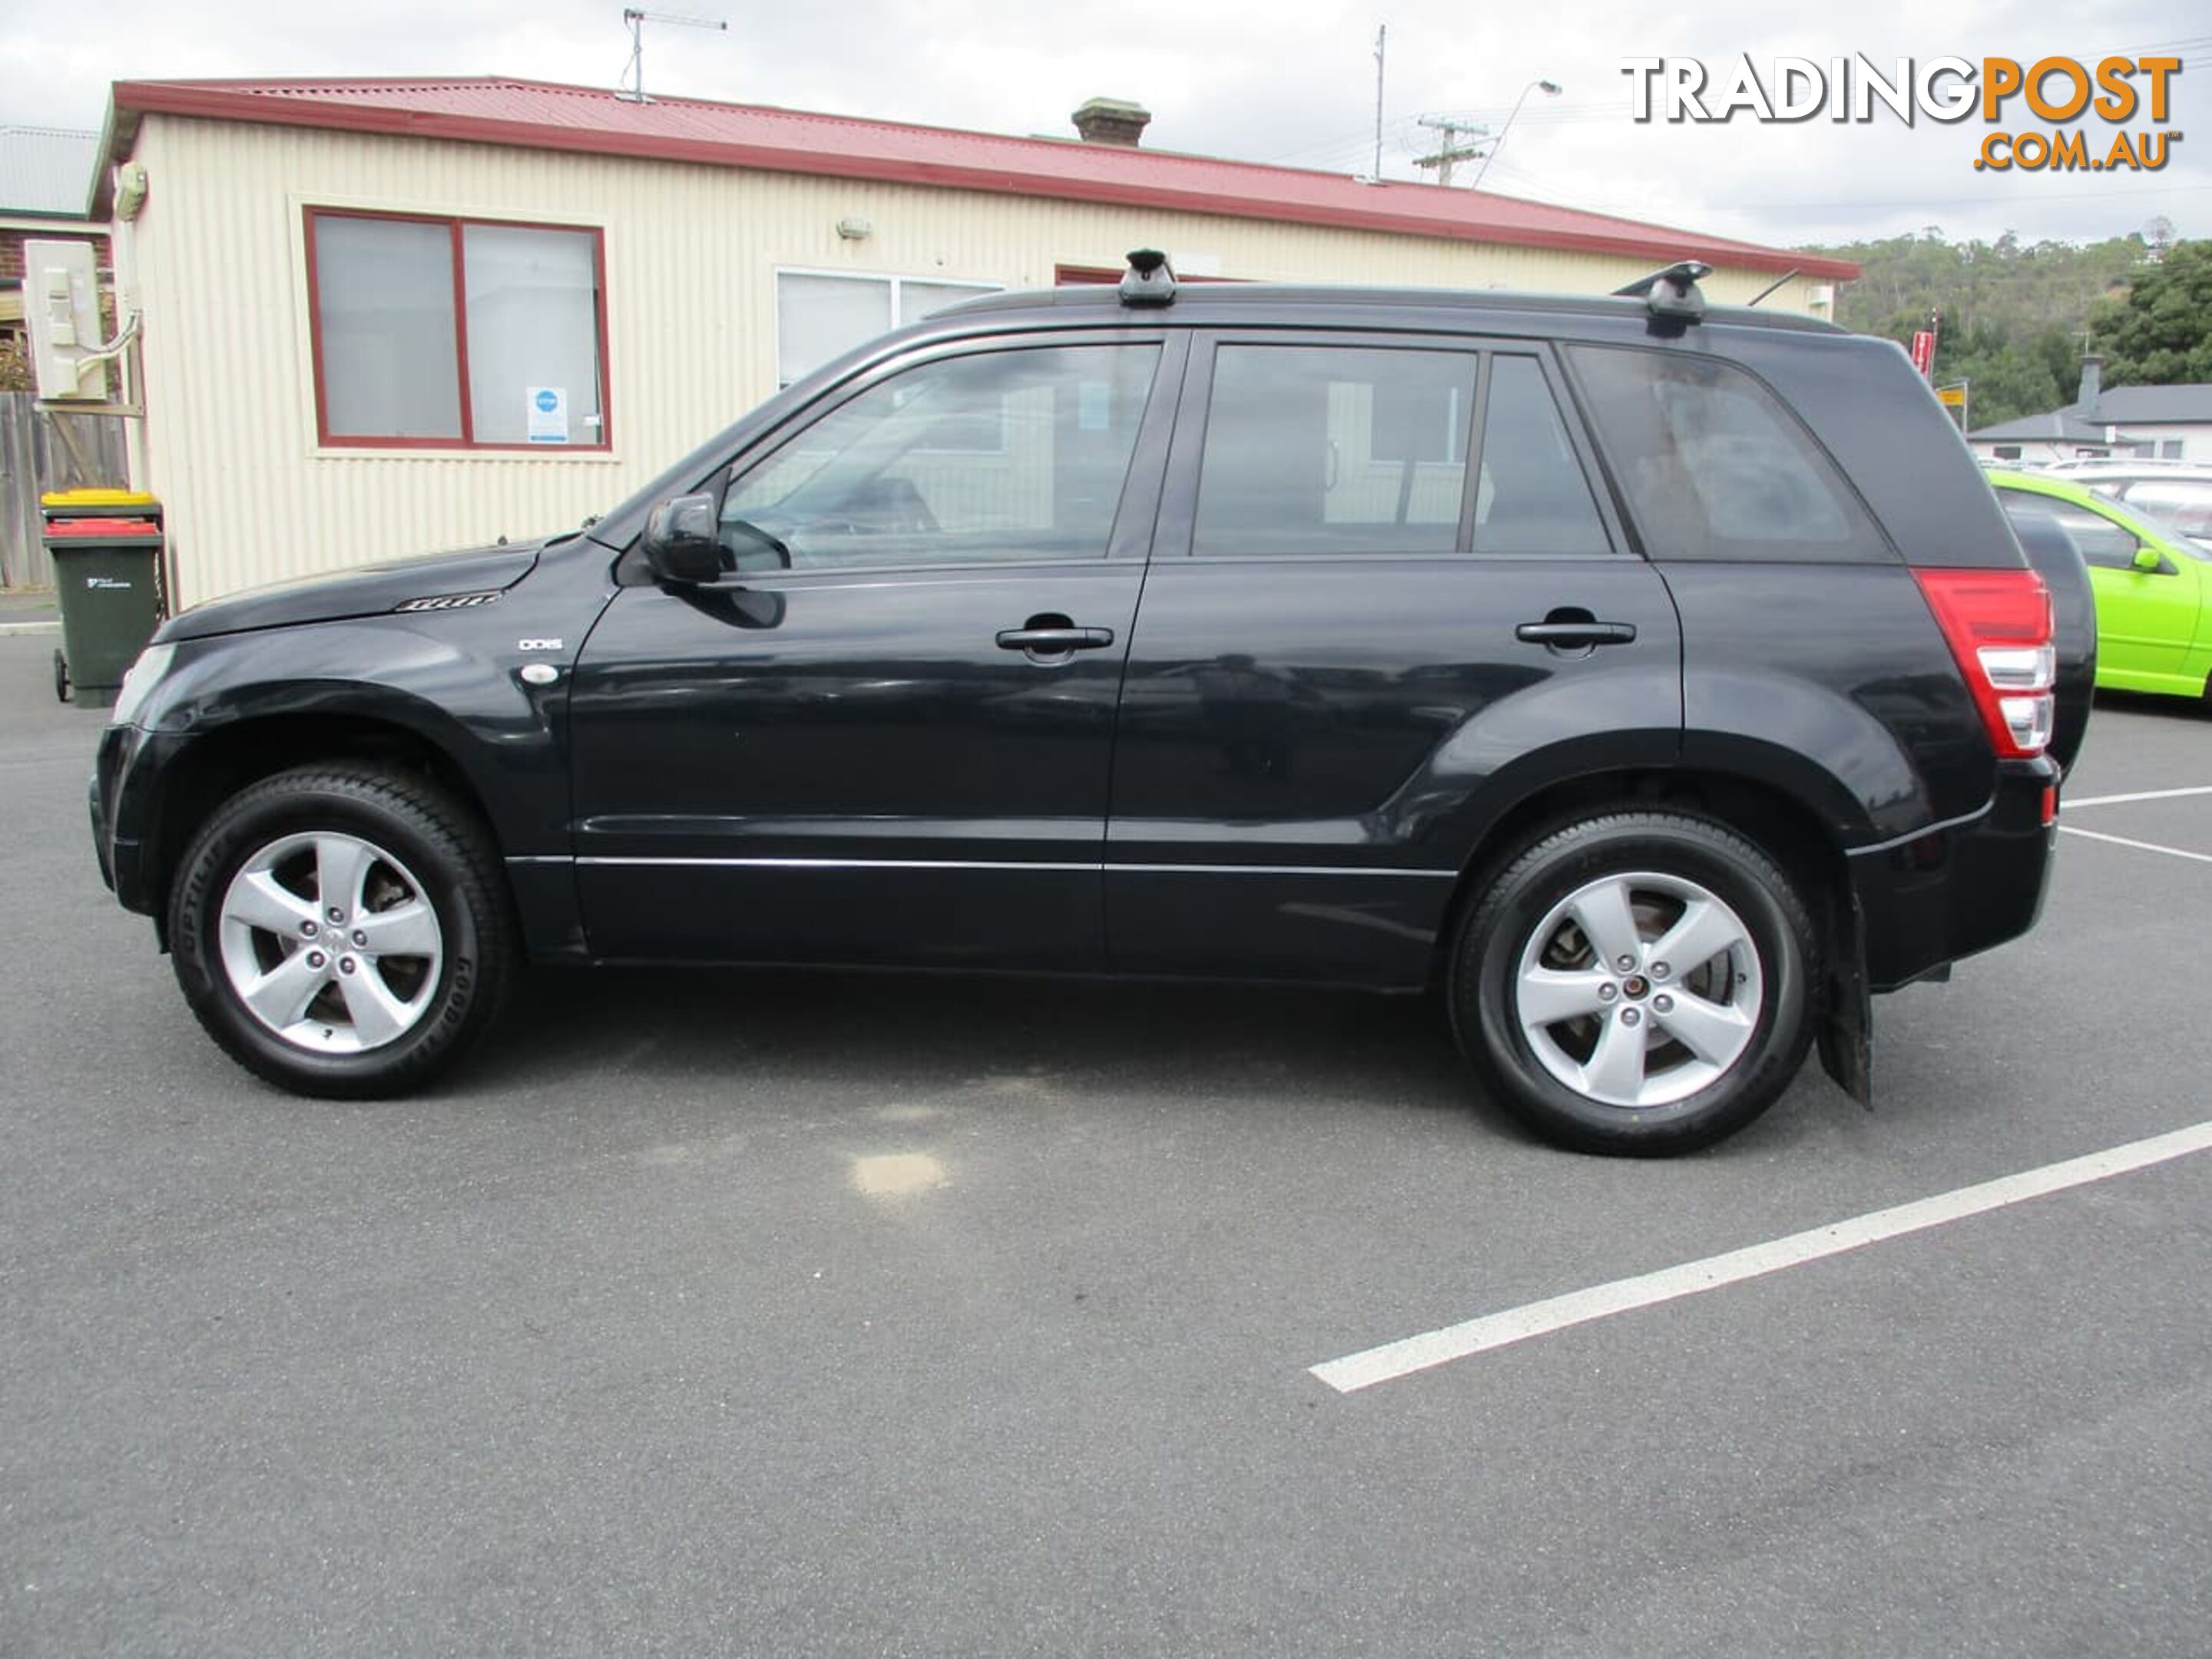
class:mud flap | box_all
[1816,885,1873,1108]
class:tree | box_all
[2091,240,2212,386]
[1934,326,2066,428]
[1797,228,2155,424]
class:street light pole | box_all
[1467,78,1562,190]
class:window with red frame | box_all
[306,210,610,449]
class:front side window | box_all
[1997,490,2141,570]
[1192,345,1478,557]
[722,343,1158,571]
[1568,346,1890,563]
[307,210,608,449]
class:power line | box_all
[1473,155,1671,223]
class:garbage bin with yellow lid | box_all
[42,490,167,710]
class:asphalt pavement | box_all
[3,634,2208,1657]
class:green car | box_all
[1989,468,2212,702]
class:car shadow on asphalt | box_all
[475,962,1493,1124]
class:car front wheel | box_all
[1451,812,1815,1156]
[167,766,513,1097]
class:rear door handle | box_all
[1515,620,1638,647]
[996,626,1116,653]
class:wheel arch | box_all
[144,712,502,943]
[1430,763,1868,1103]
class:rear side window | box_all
[1568,346,1892,563]
[1192,345,1477,556]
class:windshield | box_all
[2088,486,2212,558]
[2110,478,2212,543]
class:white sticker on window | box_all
[527,386,569,444]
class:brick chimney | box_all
[2077,353,2104,412]
[1072,98,1152,147]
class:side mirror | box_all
[642,493,722,584]
[2134,545,2166,574]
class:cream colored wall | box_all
[126,114,1836,604]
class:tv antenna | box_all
[619,8,728,103]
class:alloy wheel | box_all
[216,830,445,1054]
[1512,870,1763,1108]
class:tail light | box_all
[1911,568,2055,760]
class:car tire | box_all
[167,766,514,1098]
[1449,812,1815,1157]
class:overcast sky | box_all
[5,0,2207,250]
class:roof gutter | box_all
[88,98,144,220]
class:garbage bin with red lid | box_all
[43,490,166,709]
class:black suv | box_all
[91,258,2067,1155]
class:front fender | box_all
[137,617,574,858]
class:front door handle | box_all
[996,624,1116,654]
[1515,620,1638,648]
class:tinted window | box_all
[724,344,1157,571]
[1996,490,2141,570]
[1568,346,1891,563]
[1192,346,1477,557]
[1472,356,1611,556]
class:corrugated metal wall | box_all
[129,116,1836,604]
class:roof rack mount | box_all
[1119,248,1176,307]
[1613,260,1711,333]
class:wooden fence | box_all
[0,393,131,590]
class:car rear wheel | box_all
[168,766,513,1097]
[1450,812,1815,1156]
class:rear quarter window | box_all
[1567,346,1893,565]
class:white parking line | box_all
[1309,1121,2212,1395]
[2064,785,2212,809]
[2058,825,2212,866]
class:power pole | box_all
[1413,116,1488,186]
[1372,25,1386,179]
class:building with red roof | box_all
[87,76,1857,601]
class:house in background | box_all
[1969,356,2212,465]
[89,76,1860,605]
[1,126,108,358]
